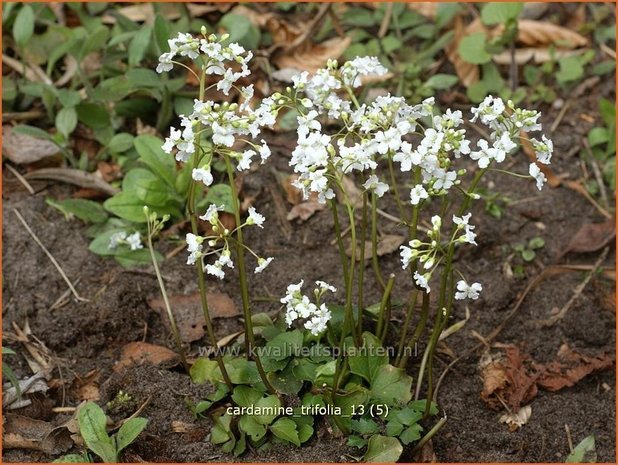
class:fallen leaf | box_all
[3,414,72,454]
[287,201,325,223]
[24,168,119,196]
[561,218,616,256]
[515,20,588,48]
[499,405,532,431]
[537,344,614,392]
[337,175,363,208]
[377,234,406,256]
[148,291,239,343]
[73,369,100,402]
[492,48,585,65]
[96,161,122,183]
[274,36,352,73]
[408,3,438,19]
[281,174,304,205]
[445,16,480,88]
[114,342,178,372]
[2,126,61,165]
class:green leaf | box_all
[76,103,111,129]
[78,402,116,463]
[53,454,90,463]
[481,3,523,25]
[78,26,109,60]
[239,415,267,442]
[115,417,147,452]
[55,107,78,139]
[233,430,246,456]
[348,435,367,448]
[425,74,459,90]
[521,249,536,262]
[342,7,376,27]
[364,435,403,462]
[103,191,149,223]
[588,127,609,148]
[134,135,176,188]
[528,237,545,250]
[218,14,261,49]
[12,124,53,140]
[123,168,172,207]
[381,35,401,54]
[57,89,82,108]
[385,420,404,437]
[254,395,281,425]
[292,415,314,443]
[211,414,234,445]
[458,32,492,64]
[334,387,369,416]
[557,56,584,84]
[109,133,135,153]
[264,330,303,362]
[348,332,389,383]
[13,5,34,45]
[225,358,262,385]
[566,435,597,463]
[400,424,422,445]
[370,364,413,406]
[267,363,303,396]
[128,26,152,67]
[270,418,300,446]
[190,358,220,385]
[47,198,108,224]
[351,417,379,435]
[204,184,235,214]
[154,14,171,53]
[232,386,263,408]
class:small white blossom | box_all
[532,135,553,164]
[126,232,143,251]
[237,150,255,171]
[316,281,336,293]
[186,233,203,265]
[455,281,482,300]
[363,175,389,197]
[247,207,265,228]
[414,271,431,293]
[258,141,271,163]
[529,163,547,190]
[109,231,127,250]
[200,204,224,225]
[255,257,273,273]
[192,167,213,186]
[409,185,429,205]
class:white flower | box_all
[205,263,225,279]
[126,232,143,251]
[162,127,181,154]
[410,185,429,205]
[400,245,414,269]
[315,281,336,293]
[206,251,234,280]
[455,281,482,300]
[304,303,331,335]
[192,167,213,186]
[432,169,457,191]
[529,163,547,190]
[363,175,389,197]
[414,271,431,293]
[257,141,271,163]
[247,207,265,228]
[255,257,273,273]
[454,213,477,245]
[199,204,224,224]
[470,139,502,169]
[186,233,203,265]
[109,231,127,250]
[237,150,255,171]
[431,215,442,230]
[156,52,174,73]
[532,135,553,164]
[471,96,505,125]
[239,84,254,111]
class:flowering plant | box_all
[153,29,553,460]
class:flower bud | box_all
[200,26,208,36]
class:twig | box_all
[582,138,609,210]
[539,247,609,327]
[24,168,119,196]
[5,164,35,195]
[48,278,82,311]
[600,43,616,59]
[378,3,393,38]
[2,110,45,122]
[550,100,571,134]
[12,209,88,302]
[565,424,574,453]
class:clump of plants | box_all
[135,28,554,460]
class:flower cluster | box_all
[184,204,273,278]
[158,30,279,176]
[108,231,143,251]
[280,280,335,336]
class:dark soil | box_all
[3,80,616,463]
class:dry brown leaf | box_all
[281,174,304,205]
[515,20,588,48]
[73,369,100,402]
[229,5,274,28]
[408,3,439,19]
[492,48,584,65]
[566,3,587,31]
[377,234,406,256]
[445,16,480,88]
[561,218,616,256]
[274,36,352,73]
[102,3,228,24]
[287,201,325,223]
[114,342,179,372]
[148,292,239,343]
[24,168,119,196]
[338,175,363,208]
[537,344,614,391]
[499,405,532,431]
[2,126,61,165]
[3,414,73,454]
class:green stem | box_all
[376,274,395,343]
[224,156,277,395]
[394,289,419,366]
[188,71,233,390]
[357,191,368,337]
[411,416,447,457]
[398,291,429,369]
[370,192,386,290]
[387,156,406,222]
[146,217,188,373]
[329,199,349,286]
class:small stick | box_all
[550,100,571,134]
[5,164,35,195]
[52,406,77,413]
[48,278,82,311]
[378,3,393,38]
[2,110,45,122]
[565,423,574,453]
[582,138,609,210]
[12,209,88,302]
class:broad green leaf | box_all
[348,332,388,383]
[264,330,303,362]
[134,135,176,188]
[267,363,303,395]
[57,89,82,108]
[239,415,267,442]
[78,402,116,462]
[351,417,379,435]
[270,418,300,446]
[128,26,151,66]
[76,103,110,129]
[218,14,261,49]
[211,414,234,444]
[363,435,403,462]
[566,435,597,463]
[190,358,220,384]
[400,424,422,445]
[204,184,235,214]
[103,191,149,223]
[232,386,263,408]
[342,7,376,27]
[334,387,369,416]
[292,415,314,443]
[458,32,492,64]
[233,430,246,456]
[154,14,170,53]
[481,3,523,25]
[224,358,261,385]
[13,5,34,45]
[109,133,135,153]
[115,417,148,452]
[12,125,53,140]
[53,454,90,463]
[588,127,609,148]
[55,107,78,138]
[78,26,109,60]
[122,168,171,207]
[425,74,458,90]
[557,56,584,84]
[381,35,401,54]
[385,420,404,437]
[370,364,413,406]
[347,435,367,448]
[521,249,536,262]
[254,395,281,425]
[46,198,108,224]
